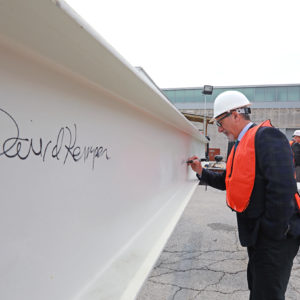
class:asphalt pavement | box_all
[137,185,300,300]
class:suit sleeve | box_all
[197,168,226,190]
[256,127,298,239]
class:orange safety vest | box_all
[225,120,300,213]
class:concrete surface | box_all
[137,186,300,300]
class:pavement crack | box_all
[136,187,300,300]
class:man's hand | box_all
[187,155,203,176]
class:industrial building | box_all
[163,84,300,159]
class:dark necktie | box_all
[234,140,240,150]
[229,140,240,177]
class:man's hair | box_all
[240,113,251,121]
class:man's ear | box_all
[232,111,238,120]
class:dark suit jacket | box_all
[198,126,300,247]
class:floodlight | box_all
[202,85,214,95]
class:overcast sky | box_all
[65,0,300,89]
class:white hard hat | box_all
[293,129,300,137]
[213,91,251,119]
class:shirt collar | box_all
[237,122,253,142]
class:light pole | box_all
[202,85,213,160]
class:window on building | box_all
[277,87,288,101]
[255,87,265,101]
[185,89,195,102]
[237,88,254,101]
[264,87,276,102]
[287,86,300,101]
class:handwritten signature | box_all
[0,108,111,170]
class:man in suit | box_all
[291,129,300,182]
[188,91,300,300]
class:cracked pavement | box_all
[137,186,300,300]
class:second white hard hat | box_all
[213,91,251,119]
[293,129,300,137]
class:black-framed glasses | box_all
[216,112,231,127]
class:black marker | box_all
[186,159,199,164]
[186,158,206,164]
